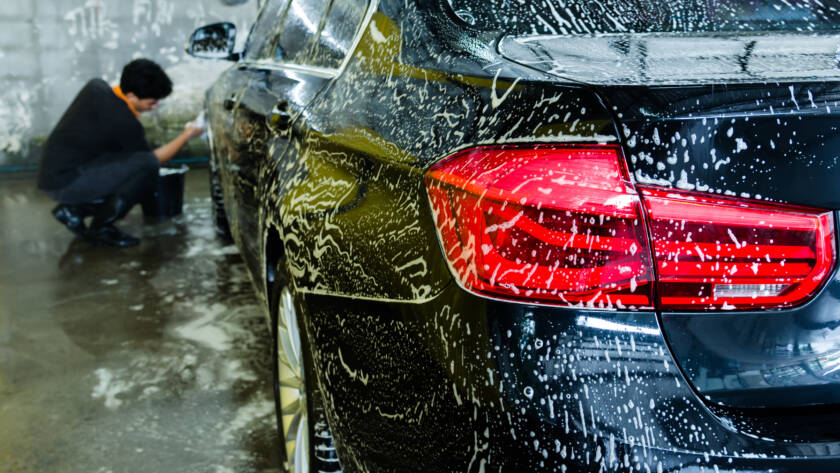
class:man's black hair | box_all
[120,59,173,100]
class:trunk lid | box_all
[499,32,840,208]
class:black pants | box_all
[44,152,159,207]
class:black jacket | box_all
[38,79,151,190]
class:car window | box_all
[244,0,292,60]
[308,0,369,69]
[272,0,331,65]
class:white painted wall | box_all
[0,0,259,166]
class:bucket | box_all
[141,165,188,218]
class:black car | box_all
[188,1,840,471]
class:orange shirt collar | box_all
[112,85,140,119]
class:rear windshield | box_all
[446,0,840,35]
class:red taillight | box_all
[641,187,835,310]
[425,145,836,312]
[425,145,654,309]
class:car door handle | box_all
[223,94,236,111]
[269,102,292,131]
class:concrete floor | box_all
[0,170,281,472]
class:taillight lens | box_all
[425,145,654,309]
[425,145,837,312]
[641,187,835,311]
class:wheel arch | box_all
[264,222,286,306]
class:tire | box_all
[271,280,341,473]
[209,162,233,242]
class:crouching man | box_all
[37,58,204,248]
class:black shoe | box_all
[86,224,140,248]
[52,204,88,237]
[89,195,134,229]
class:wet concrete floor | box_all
[0,170,281,472]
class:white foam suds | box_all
[369,19,387,43]
[184,242,240,259]
[92,368,131,409]
[174,303,232,351]
[220,396,274,444]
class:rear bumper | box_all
[302,285,840,471]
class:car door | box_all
[208,0,342,275]
[206,0,290,259]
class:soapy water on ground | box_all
[0,172,282,473]
[77,195,280,471]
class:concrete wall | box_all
[0,0,260,167]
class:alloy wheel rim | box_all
[277,287,309,473]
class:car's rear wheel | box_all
[209,162,233,242]
[272,283,341,473]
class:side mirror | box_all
[186,22,239,60]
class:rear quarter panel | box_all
[266,1,620,303]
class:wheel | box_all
[272,283,341,473]
[208,161,233,242]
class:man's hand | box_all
[184,125,204,140]
[153,125,205,164]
